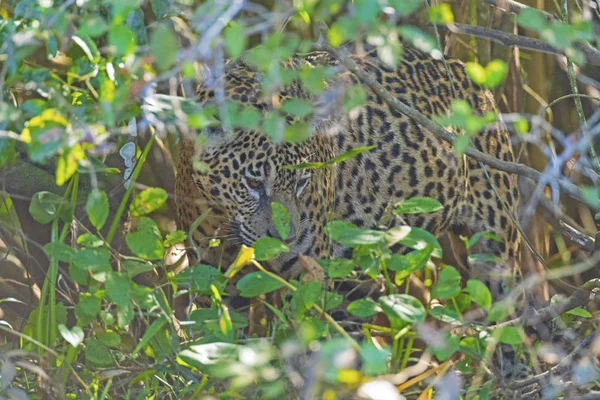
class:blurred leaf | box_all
[78,16,108,38]
[130,187,168,217]
[325,221,385,248]
[164,230,187,247]
[389,245,433,283]
[150,24,178,71]
[97,330,121,347]
[253,237,289,261]
[56,144,84,186]
[86,189,109,230]
[237,271,284,298]
[29,191,65,224]
[224,23,246,58]
[430,333,460,361]
[43,242,74,263]
[429,306,462,325]
[282,98,313,118]
[429,3,454,23]
[483,60,508,88]
[72,248,112,278]
[399,227,443,258]
[123,259,156,278]
[75,294,101,326]
[517,8,547,32]
[271,202,290,240]
[329,146,375,164]
[109,25,137,56]
[284,122,311,143]
[0,137,16,167]
[59,324,84,348]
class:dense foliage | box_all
[0,0,599,399]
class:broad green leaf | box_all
[325,221,385,248]
[360,342,390,376]
[252,237,289,261]
[71,248,112,277]
[43,242,75,263]
[75,293,101,326]
[429,333,460,361]
[58,324,84,347]
[465,62,487,85]
[429,306,462,325]
[117,302,134,328]
[484,60,508,88]
[105,272,131,307]
[281,98,313,118]
[150,24,178,71]
[431,266,461,299]
[86,189,109,230]
[85,339,113,366]
[29,191,69,224]
[55,144,85,186]
[271,202,290,240]
[237,271,284,298]
[77,233,104,248]
[466,279,492,310]
[291,280,322,319]
[132,316,168,356]
[320,258,355,278]
[429,3,454,23]
[224,23,246,58]
[487,298,516,322]
[122,259,156,278]
[389,245,433,283]
[174,264,226,295]
[97,330,121,347]
[378,294,425,325]
[78,16,108,38]
[496,326,523,345]
[108,25,137,56]
[565,307,592,318]
[164,230,187,247]
[516,8,547,32]
[347,298,381,317]
[343,85,367,112]
[130,188,168,217]
[399,227,443,258]
[125,217,164,260]
[356,0,381,23]
[284,122,311,143]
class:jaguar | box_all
[175,43,521,314]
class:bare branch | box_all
[441,23,600,67]
[311,29,593,208]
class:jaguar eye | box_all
[246,178,262,190]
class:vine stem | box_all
[250,259,361,352]
[106,131,156,245]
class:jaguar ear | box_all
[197,124,239,152]
[309,83,350,138]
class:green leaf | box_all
[125,217,165,260]
[284,122,311,143]
[429,3,454,23]
[130,187,168,217]
[356,0,381,23]
[291,280,322,319]
[97,330,121,347]
[117,302,134,328]
[465,62,487,85]
[29,191,67,224]
[347,298,382,317]
[343,85,367,112]
[71,248,112,278]
[85,339,113,366]
[565,306,592,318]
[487,299,516,322]
[108,25,137,56]
[58,324,84,347]
[325,221,385,248]
[78,16,108,38]
[237,271,284,298]
[430,333,460,361]
[395,197,443,215]
[281,98,313,118]
[86,190,109,230]
[224,23,246,58]
[252,237,290,261]
[399,227,443,258]
[496,326,523,345]
[431,266,461,299]
[581,187,600,209]
[43,242,75,263]
[122,259,156,278]
[329,146,375,165]
[466,279,492,310]
[77,233,104,248]
[174,264,226,295]
[105,272,131,307]
[164,230,187,247]
[484,60,508,88]
[0,137,16,167]
[132,316,168,356]
[271,202,290,240]
[150,24,178,71]
[75,293,101,326]
[429,306,462,325]
[320,258,355,278]
[389,245,433,283]
[360,342,389,376]
[517,8,548,32]
[378,294,425,325]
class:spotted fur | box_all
[175,44,521,301]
